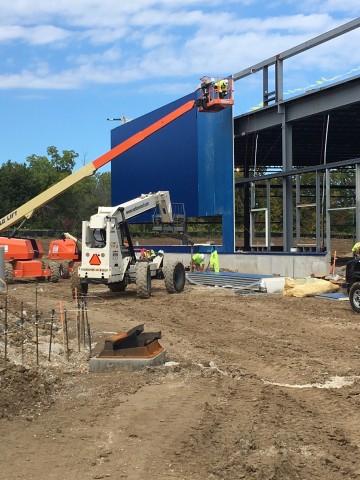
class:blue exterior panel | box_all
[198,107,234,252]
[111,92,198,220]
[110,92,235,252]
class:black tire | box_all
[71,264,88,298]
[60,262,71,279]
[164,261,186,294]
[136,262,151,299]
[48,261,60,283]
[108,281,127,292]
[349,282,360,313]
[4,263,13,284]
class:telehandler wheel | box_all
[349,282,360,313]
[4,263,13,284]
[49,261,60,283]
[59,262,70,279]
[164,261,186,294]
[136,262,151,299]
[108,281,127,292]
[71,265,88,298]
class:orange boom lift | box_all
[0,78,234,282]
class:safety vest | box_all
[352,242,360,253]
[209,250,220,273]
[215,80,228,95]
[192,253,205,264]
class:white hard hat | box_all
[223,78,229,83]
[199,254,205,260]
[158,250,164,255]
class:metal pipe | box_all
[4,296,8,368]
[48,309,54,362]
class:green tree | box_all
[0,161,36,216]
[0,147,111,233]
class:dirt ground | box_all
[1,242,360,480]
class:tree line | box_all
[0,147,111,233]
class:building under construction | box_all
[110,18,360,276]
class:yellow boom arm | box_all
[0,100,195,232]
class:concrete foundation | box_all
[89,349,166,373]
[164,252,330,278]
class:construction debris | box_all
[283,277,340,298]
[186,271,270,292]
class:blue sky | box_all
[1,1,360,171]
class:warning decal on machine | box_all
[89,254,101,266]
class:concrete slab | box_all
[89,349,166,373]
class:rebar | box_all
[4,296,8,369]
[48,309,54,362]
[20,302,24,365]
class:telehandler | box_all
[72,191,186,298]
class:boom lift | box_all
[73,191,185,298]
[48,233,82,279]
[0,77,233,283]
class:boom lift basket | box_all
[152,202,186,234]
[197,76,234,112]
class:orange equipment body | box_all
[48,238,80,261]
[12,260,50,279]
[0,237,51,279]
[0,237,44,261]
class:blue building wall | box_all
[198,107,234,251]
[111,92,234,252]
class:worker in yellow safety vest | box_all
[352,242,360,257]
[214,79,229,98]
[191,253,205,271]
[209,249,220,273]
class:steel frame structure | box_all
[233,17,360,254]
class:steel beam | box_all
[234,76,360,135]
[233,18,360,81]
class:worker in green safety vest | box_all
[209,249,220,273]
[214,79,229,98]
[352,242,360,257]
[191,253,205,271]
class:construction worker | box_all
[352,242,360,257]
[209,248,220,273]
[214,78,229,98]
[191,253,205,271]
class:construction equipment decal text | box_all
[0,210,17,226]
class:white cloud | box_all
[0,1,359,91]
[0,25,70,45]
[299,0,360,15]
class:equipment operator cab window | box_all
[92,228,106,248]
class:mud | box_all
[0,244,360,479]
